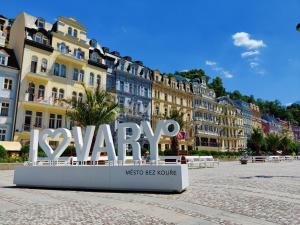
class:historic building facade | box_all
[234,100,252,146]
[217,96,245,151]
[9,13,107,142]
[0,47,19,141]
[152,71,193,152]
[249,103,262,130]
[261,115,282,135]
[103,49,152,148]
[0,15,11,47]
[192,77,221,151]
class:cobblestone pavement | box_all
[1,161,300,225]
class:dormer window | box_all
[57,42,68,54]
[90,39,97,48]
[37,18,45,28]
[0,53,7,65]
[34,33,49,45]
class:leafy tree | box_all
[65,84,119,150]
[265,133,281,155]
[208,76,226,97]
[247,128,265,155]
[164,109,184,156]
[0,145,7,159]
[279,136,292,155]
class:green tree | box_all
[279,136,292,155]
[65,84,119,150]
[208,76,226,97]
[265,133,281,155]
[164,109,184,156]
[0,145,7,159]
[247,128,265,155]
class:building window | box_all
[74,48,84,59]
[73,68,78,81]
[96,75,101,86]
[89,73,94,86]
[164,108,168,116]
[68,27,72,36]
[129,84,133,94]
[31,56,38,73]
[38,85,45,99]
[144,88,148,97]
[24,110,32,131]
[4,78,12,90]
[36,18,45,28]
[91,52,98,62]
[52,87,58,99]
[78,93,83,102]
[72,91,77,107]
[120,81,124,92]
[164,93,168,101]
[155,106,159,115]
[34,33,42,43]
[0,102,9,116]
[0,54,6,65]
[49,114,56,129]
[35,112,43,128]
[41,58,47,72]
[59,89,64,99]
[28,82,35,101]
[54,63,59,76]
[79,70,84,82]
[60,64,66,78]
[73,29,78,38]
[0,129,6,141]
[58,42,67,54]
[120,61,125,71]
[56,115,62,128]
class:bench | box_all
[186,156,219,168]
[267,156,280,163]
[159,156,182,164]
[251,156,266,163]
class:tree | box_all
[265,133,281,155]
[164,109,184,156]
[279,136,292,155]
[0,145,7,159]
[208,76,226,97]
[65,84,119,150]
[247,128,265,155]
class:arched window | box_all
[73,29,78,38]
[58,42,67,53]
[41,58,47,72]
[68,27,72,36]
[52,87,58,99]
[73,68,78,81]
[89,72,94,86]
[74,48,83,59]
[36,18,45,28]
[28,82,35,101]
[72,91,77,107]
[30,56,38,73]
[59,89,64,99]
[91,52,98,62]
[78,93,83,102]
[96,75,101,86]
[38,85,45,99]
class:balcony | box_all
[56,49,86,66]
[25,39,54,53]
[25,71,49,84]
[22,95,68,112]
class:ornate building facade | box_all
[192,77,221,151]
[9,13,107,142]
[152,71,193,152]
[249,103,262,130]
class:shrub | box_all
[0,145,7,159]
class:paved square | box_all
[1,161,300,225]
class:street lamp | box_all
[297,23,300,32]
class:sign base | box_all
[14,164,189,193]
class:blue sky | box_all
[2,0,300,105]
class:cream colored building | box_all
[249,103,262,130]
[9,13,107,142]
[152,71,193,152]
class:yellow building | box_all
[152,71,193,152]
[9,13,107,142]
[217,96,245,151]
[249,103,262,130]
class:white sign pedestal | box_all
[14,164,189,193]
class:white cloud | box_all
[232,32,266,49]
[241,50,260,58]
[249,62,259,68]
[205,60,217,66]
[205,60,234,79]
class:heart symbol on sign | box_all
[39,128,72,161]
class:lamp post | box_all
[297,23,300,32]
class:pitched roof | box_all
[0,47,19,70]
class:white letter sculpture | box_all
[39,128,72,161]
[73,126,95,161]
[117,122,141,163]
[91,124,117,163]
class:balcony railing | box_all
[24,94,67,108]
